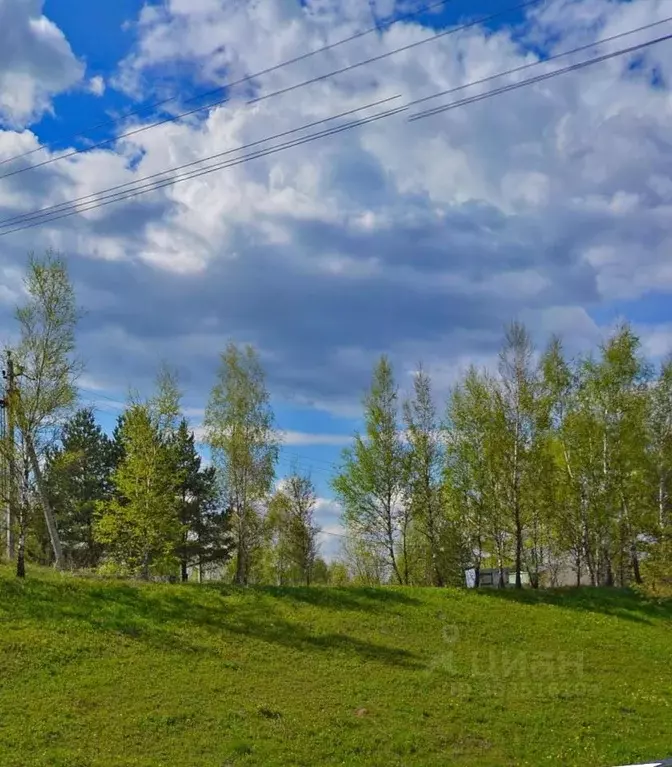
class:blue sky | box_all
[2,0,672,556]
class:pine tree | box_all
[44,408,115,567]
[172,419,203,582]
[171,419,233,581]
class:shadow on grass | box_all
[223,613,421,668]
[0,576,421,668]
[473,586,672,625]
[257,585,422,611]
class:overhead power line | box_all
[0,27,670,237]
[0,0,452,171]
[0,96,403,230]
[78,386,126,405]
[0,0,543,182]
[409,31,672,120]
[1,16,668,233]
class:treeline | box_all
[2,252,671,592]
[30,361,325,585]
[335,325,672,592]
[1,253,324,585]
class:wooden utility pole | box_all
[2,350,17,561]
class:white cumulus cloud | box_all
[1,0,672,413]
[0,0,85,127]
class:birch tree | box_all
[205,343,278,585]
[268,471,320,585]
[333,356,408,584]
[647,356,672,533]
[94,402,181,578]
[497,322,539,588]
[403,366,447,585]
[444,367,498,587]
[9,251,81,573]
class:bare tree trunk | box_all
[512,432,523,589]
[16,506,26,579]
[389,544,403,585]
[235,548,246,585]
[582,511,596,586]
[659,473,666,531]
[426,506,442,587]
[514,514,523,589]
[141,551,150,581]
[587,555,596,587]
[631,544,642,585]
[234,506,247,585]
[386,507,404,585]
[399,504,410,586]
[497,545,506,588]
[604,548,614,587]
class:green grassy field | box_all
[0,566,671,767]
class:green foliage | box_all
[205,343,278,585]
[403,366,451,585]
[267,471,320,585]
[150,363,182,441]
[333,356,408,584]
[648,356,672,532]
[436,322,664,589]
[14,250,81,437]
[94,403,181,578]
[640,531,672,597]
[171,419,233,581]
[325,560,350,585]
[4,251,82,573]
[44,408,116,567]
[444,366,502,584]
[560,325,652,586]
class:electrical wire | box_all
[410,29,672,120]
[1,27,670,237]
[2,15,669,232]
[0,0,544,182]
[0,0,452,170]
[0,105,408,235]
[0,96,403,229]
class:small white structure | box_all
[507,571,530,586]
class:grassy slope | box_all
[0,567,671,767]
